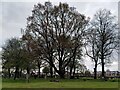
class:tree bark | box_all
[26,67,30,83]
[101,58,105,79]
[50,66,53,78]
[69,66,72,78]
[73,65,76,78]
[94,63,97,79]
[59,71,65,79]
[38,62,41,78]
[101,42,105,79]
[8,68,11,78]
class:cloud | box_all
[69,2,118,18]
[1,2,118,44]
[1,0,120,2]
[1,1,119,71]
[1,2,35,46]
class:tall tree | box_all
[22,35,37,82]
[2,38,23,79]
[2,38,35,81]
[85,28,100,79]
[91,9,118,79]
[22,2,89,78]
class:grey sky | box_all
[0,0,119,71]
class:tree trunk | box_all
[8,68,11,78]
[26,67,30,83]
[67,67,69,78]
[70,50,77,79]
[59,72,65,79]
[19,69,23,78]
[73,65,76,78]
[59,68,65,79]
[51,61,65,79]
[38,62,41,78]
[69,66,72,78]
[101,59,105,79]
[101,44,105,79]
[94,63,97,79]
[14,67,18,80]
[50,66,53,78]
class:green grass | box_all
[0,77,2,89]
[2,78,119,88]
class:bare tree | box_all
[85,28,100,79]
[22,2,89,78]
[91,9,118,79]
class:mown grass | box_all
[2,78,119,88]
[0,77,2,89]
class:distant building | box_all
[105,70,119,78]
[96,70,120,78]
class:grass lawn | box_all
[2,78,119,88]
[0,77,1,89]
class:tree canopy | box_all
[1,2,118,80]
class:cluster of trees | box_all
[85,9,118,79]
[2,2,118,80]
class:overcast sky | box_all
[0,0,119,71]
